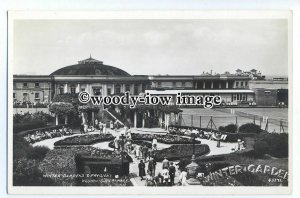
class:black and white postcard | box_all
[7,10,292,195]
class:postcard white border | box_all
[7,10,293,195]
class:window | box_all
[93,87,101,95]
[107,88,111,95]
[134,84,139,95]
[70,85,76,94]
[59,85,64,94]
[173,82,176,87]
[245,82,248,87]
[182,82,186,87]
[23,93,28,102]
[35,83,40,88]
[233,94,237,101]
[235,81,239,87]
[241,82,244,87]
[13,93,16,99]
[35,92,40,99]
[125,84,131,92]
[23,83,28,88]
[157,82,161,87]
[115,84,121,94]
[242,94,247,101]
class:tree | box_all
[49,102,76,125]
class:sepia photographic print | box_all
[7,11,292,195]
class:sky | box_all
[13,19,288,76]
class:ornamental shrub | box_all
[253,140,269,157]
[13,120,46,133]
[219,124,237,133]
[239,123,262,134]
[27,146,50,161]
[13,158,56,186]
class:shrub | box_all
[239,123,262,134]
[267,134,288,158]
[13,158,55,186]
[256,133,288,158]
[253,140,269,157]
[219,124,237,133]
[27,146,50,161]
[13,120,46,133]
[223,132,256,142]
[13,135,32,160]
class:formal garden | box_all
[13,93,289,186]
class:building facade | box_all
[13,57,255,106]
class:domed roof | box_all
[50,57,130,76]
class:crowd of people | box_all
[23,126,73,144]
[138,156,188,186]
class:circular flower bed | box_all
[54,134,115,147]
[131,133,201,144]
[108,140,152,149]
[152,144,210,161]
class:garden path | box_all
[32,127,239,186]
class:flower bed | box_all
[152,144,210,161]
[131,133,201,144]
[108,140,152,149]
[54,134,115,146]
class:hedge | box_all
[222,132,256,142]
[239,123,262,134]
[13,120,46,133]
[54,134,115,146]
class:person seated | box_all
[57,129,63,137]
[40,131,46,140]
[24,134,31,143]
[154,173,164,186]
[68,127,73,135]
[34,131,42,142]
[45,130,52,139]
[30,133,37,143]
[51,129,57,137]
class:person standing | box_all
[114,137,119,151]
[142,145,149,161]
[95,119,99,130]
[161,168,170,186]
[148,157,154,177]
[135,144,141,159]
[178,168,188,186]
[99,121,103,134]
[109,120,114,129]
[138,160,146,181]
[169,162,176,185]
[103,123,107,134]
[162,156,170,170]
[152,138,157,150]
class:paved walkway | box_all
[32,127,239,186]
